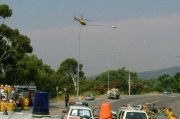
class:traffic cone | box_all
[99,102,112,119]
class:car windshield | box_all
[125,112,147,119]
[70,109,92,117]
[86,94,91,97]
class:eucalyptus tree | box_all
[0,4,12,24]
[15,54,56,97]
[0,4,33,84]
[56,58,84,93]
[173,72,180,93]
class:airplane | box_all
[73,14,91,25]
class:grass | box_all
[50,93,106,102]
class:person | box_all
[167,108,173,119]
[0,98,6,112]
[170,114,176,119]
[23,97,29,110]
[11,98,17,110]
[65,93,69,108]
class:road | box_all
[0,94,179,119]
[88,94,180,119]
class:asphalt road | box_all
[1,94,179,119]
[87,94,180,119]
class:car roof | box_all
[69,105,91,109]
[120,109,146,113]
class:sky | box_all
[1,0,180,77]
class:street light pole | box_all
[76,25,116,102]
[108,58,110,91]
[77,26,85,101]
[129,71,131,95]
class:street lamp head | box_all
[112,26,116,28]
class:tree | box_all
[0,24,33,84]
[173,73,180,93]
[157,74,173,92]
[0,4,12,24]
[16,54,56,95]
[56,58,84,92]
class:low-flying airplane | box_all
[73,14,91,25]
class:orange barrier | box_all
[99,102,112,119]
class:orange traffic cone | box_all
[99,102,112,119]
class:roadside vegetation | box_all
[1,4,180,100]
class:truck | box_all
[107,88,120,99]
[13,85,36,106]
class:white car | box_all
[115,109,148,119]
[85,93,95,100]
[62,105,94,119]
[163,91,171,94]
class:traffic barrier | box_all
[99,102,112,119]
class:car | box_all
[85,93,95,100]
[132,105,142,110]
[120,105,129,109]
[115,109,148,119]
[163,91,171,95]
[69,101,89,107]
[62,104,94,119]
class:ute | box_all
[62,104,94,119]
[114,109,148,119]
[107,88,120,99]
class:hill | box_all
[137,66,180,79]
[87,66,180,80]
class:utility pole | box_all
[129,71,131,95]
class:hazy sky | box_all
[1,0,180,76]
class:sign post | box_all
[56,86,58,102]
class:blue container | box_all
[32,92,49,115]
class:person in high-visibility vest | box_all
[170,114,176,119]
[142,105,147,112]
[167,108,173,119]
[4,85,8,93]
[7,85,11,94]
[166,107,170,116]
[9,98,17,110]
[23,97,29,110]
[0,84,4,89]
[0,98,6,112]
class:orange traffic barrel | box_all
[99,102,112,119]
